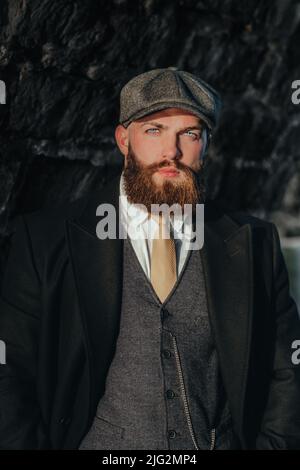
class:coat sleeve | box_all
[0,214,51,449]
[255,223,300,449]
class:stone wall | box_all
[0,0,300,247]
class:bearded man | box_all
[0,68,300,450]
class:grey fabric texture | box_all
[119,67,222,130]
[78,237,240,450]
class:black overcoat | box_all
[0,173,300,449]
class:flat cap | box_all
[119,67,222,130]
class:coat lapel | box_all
[65,173,124,423]
[201,203,253,444]
[65,173,253,444]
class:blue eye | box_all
[145,128,160,134]
[184,131,199,140]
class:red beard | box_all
[122,144,205,214]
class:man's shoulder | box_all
[205,199,275,249]
[20,173,122,239]
[13,194,89,243]
[207,199,273,230]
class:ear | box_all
[115,124,129,156]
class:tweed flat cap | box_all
[119,67,222,130]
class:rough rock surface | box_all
[0,1,300,273]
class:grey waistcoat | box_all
[78,237,240,450]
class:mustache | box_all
[143,159,197,176]
[125,144,202,180]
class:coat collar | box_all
[65,172,253,445]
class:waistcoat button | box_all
[168,430,177,439]
[162,349,171,358]
[166,389,175,399]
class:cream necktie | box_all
[150,214,177,303]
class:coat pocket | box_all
[79,415,125,450]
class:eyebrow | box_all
[141,121,203,132]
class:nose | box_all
[161,135,182,162]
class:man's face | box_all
[115,107,207,212]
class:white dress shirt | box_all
[119,172,194,279]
